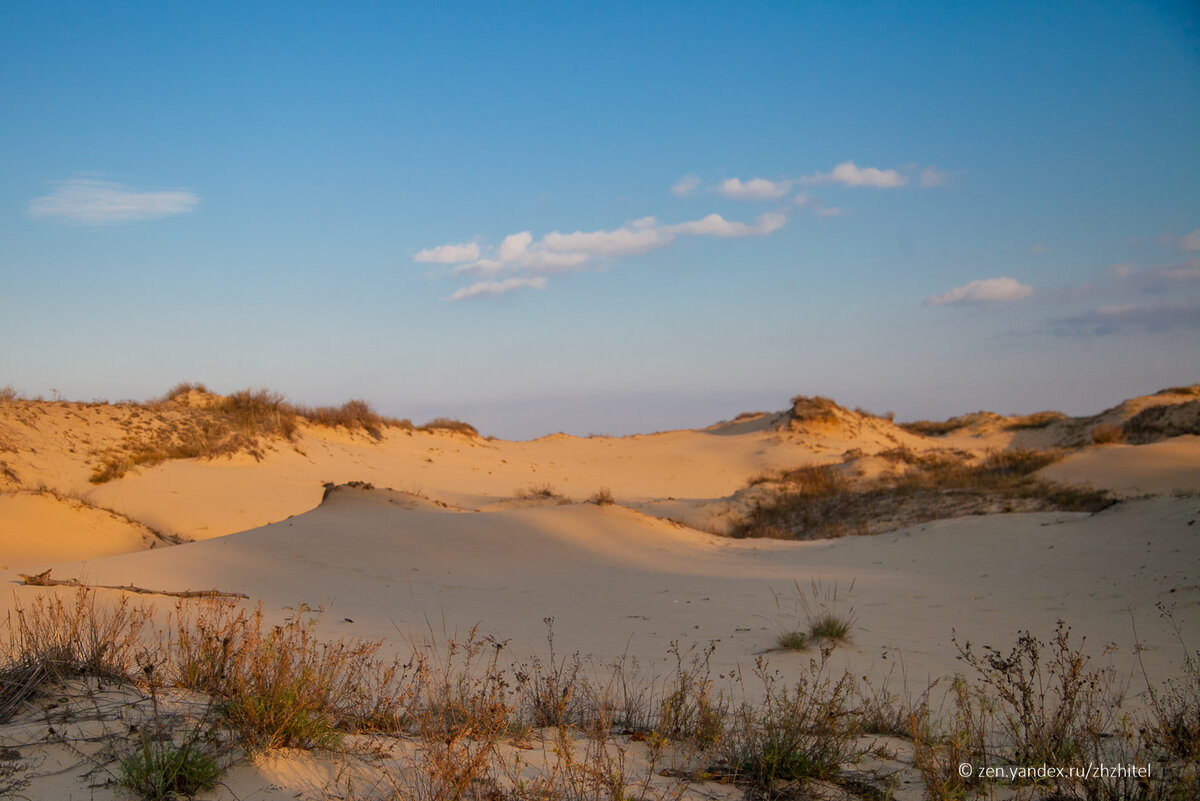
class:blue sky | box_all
[2,1,1198,438]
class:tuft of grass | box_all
[120,739,221,801]
[1090,422,1127,444]
[118,681,222,801]
[516,483,569,503]
[417,417,478,436]
[779,578,857,645]
[588,487,615,505]
[776,631,807,651]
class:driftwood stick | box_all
[17,569,248,600]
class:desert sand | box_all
[1,385,1198,799]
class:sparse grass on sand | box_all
[89,384,430,483]
[3,588,1199,800]
[516,483,570,503]
[732,448,1113,540]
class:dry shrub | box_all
[1,589,151,723]
[657,641,725,749]
[517,618,583,729]
[407,627,516,800]
[955,622,1111,775]
[723,649,859,793]
[908,677,989,801]
[170,600,420,752]
[1090,423,1127,444]
[731,449,1111,540]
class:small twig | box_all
[17,570,247,600]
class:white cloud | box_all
[448,276,547,301]
[413,241,480,263]
[715,177,791,200]
[421,210,788,299]
[667,211,786,237]
[1028,242,1046,254]
[670,174,701,196]
[918,167,948,187]
[804,161,907,188]
[794,192,845,217]
[924,277,1034,306]
[27,178,199,224]
[1180,229,1200,251]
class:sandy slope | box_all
[8,487,1196,687]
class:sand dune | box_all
[1,384,1198,799]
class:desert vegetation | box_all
[732,448,1113,540]
[82,383,439,483]
[2,588,1197,800]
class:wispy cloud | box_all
[715,177,792,200]
[918,167,949,187]
[27,178,199,224]
[794,192,845,217]
[1048,299,1200,336]
[448,276,547,301]
[421,211,787,300]
[802,161,908,188]
[1028,242,1046,254]
[414,241,481,263]
[670,174,701,196]
[1180,229,1200,251]
[925,277,1033,306]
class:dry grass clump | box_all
[774,579,856,651]
[1122,401,1200,444]
[1,589,151,723]
[1155,384,1200,397]
[300,399,412,440]
[588,487,615,505]
[516,483,570,503]
[170,600,420,752]
[788,395,843,426]
[724,650,860,792]
[159,381,211,401]
[898,414,984,436]
[417,417,479,436]
[1006,410,1068,430]
[1090,422,1128,444]
[731,449,1112,540]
